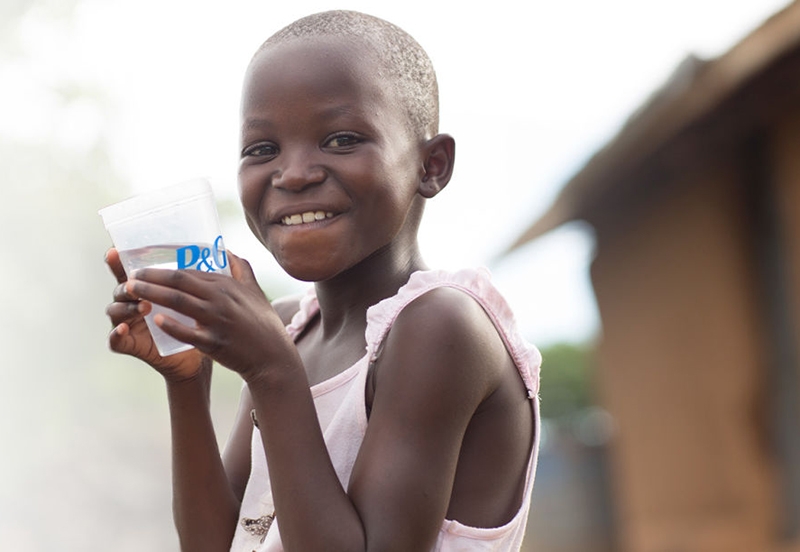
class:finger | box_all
[112,282,137,303]
[151,311,202,349]
[125,277,207,320]
[113,279,156,305]
[132,266,218,299]
[105,248,128,284]
[153,313,227,360]
[108,322,133,353]
[228,252,258,285]
[107,320,156,357]
[106,300,150,326]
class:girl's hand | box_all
[104,247,207,382]
[120,251,296,382]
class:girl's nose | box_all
[271,153,326,191]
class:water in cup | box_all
[116,242,231,356]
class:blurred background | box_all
[1,0,798,550]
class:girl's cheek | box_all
[238,172,264,214]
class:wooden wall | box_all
[589,160,778,551]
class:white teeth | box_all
[282,211,334,226]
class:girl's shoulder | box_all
[389,284,512,380]
[370,268,529,397]
[367,268,539,396]
[393,284,494,341]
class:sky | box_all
[2,0,793,346]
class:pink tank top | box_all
[229,268,542,551]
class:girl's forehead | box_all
[242,38,398,115]
[247,37,383,90]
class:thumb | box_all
[105,247,128,284]
[227,251,258,285]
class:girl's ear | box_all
[418,134,456,198]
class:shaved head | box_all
[255,10,439,139]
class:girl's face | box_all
[238,37,425,282]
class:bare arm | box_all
[220,295,300,503]
[168,287,305,547]
[348,288,501,549]
[105,248,246,551]
[221,383,255,503]
[162,294,307,549]
[167,364,242,551]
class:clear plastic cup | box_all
[99,178,231,356]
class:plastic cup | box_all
[99,178,231,356]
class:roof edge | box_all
[504,0,800,252]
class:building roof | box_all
[506,0,800,252]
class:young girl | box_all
[105,10,541,552]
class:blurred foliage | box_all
[538,341,595,419]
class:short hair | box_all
[256,10,439,139]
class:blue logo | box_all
[176,235,228,272]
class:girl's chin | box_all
[273,258,344,283]
[268,239,354,282]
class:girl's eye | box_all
[324,133,361,149]
[242,142,278,158]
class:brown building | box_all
[511,3,800,551]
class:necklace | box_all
[241,512,275,544]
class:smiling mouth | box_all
[281,210,335,226]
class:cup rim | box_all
[99,178,213,228]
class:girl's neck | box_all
[313,242,427,339]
